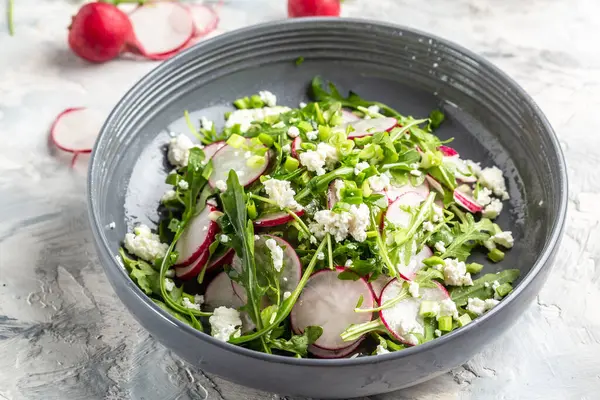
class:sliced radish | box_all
[291,267,374,350]
[309,339,362,359]
[175,251,209,280]
[291,136,302,160]
[438,145,458,157]
[175,204,219,268]
[425,175,444,193]
[203,140,226,160]
[204,271,255,332]
[443,155,477,183]
[342,117,397,138]
[396,245,433,280]
[380,279,449,345]
[207,248,234,270]
[370,275,392,302]
[187,4,219,37]
[232,235,302,297]
[327,180,342,209]
[340,109,360,124]
[385,192,426,228]
[208,140,269,188]
[129,2,194,57]
[254,210,305,228]
[386,182,430,203]
[453,190,483,213]
[50,107,104,166]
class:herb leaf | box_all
[440,214,494,261]
[268,326,323,357]
[120,248,160,296]
[450,269,520,306]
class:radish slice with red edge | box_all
[203,140,226,160]
[207,248,234,271]
[453,190,483,213]
[174,204,219,268]
[369,275,392,303]
[425,175,444,193]
[187,4,219,37]
[254,210,305,228]
[396,245,433,281]
[175,250,209,280]
[129,2,194,58]
[309,339,363,358]
[340,109,360,124]
[386,182,430,203]
[438,145,458,157]
[342,117,397,138]
[50,107,104,166]
[204,271,255,332]
[232,235,302,297]
[208,140,269,188]
[443,155,477,183]
[380,279,449,346]
[291,136,302,160]
[290,267,374,351]
[385,192,426,228]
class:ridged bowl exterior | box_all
[87,19,567,398]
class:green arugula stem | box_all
[7,0,14,36]
[249,193,312,238]
[389,118,429,142]
[370,211,397,278]
[229,237,328,345]
[327,234,334,270]
[295,166,353,202]
[355,287,409,313]
[393,192,436,247]
[340,319,384,342]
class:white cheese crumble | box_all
[388,315,423,346]
[225,106,290,133]
[161,189,177,203]
[438,298,459,319]
[367,105,381,115]
[316,252,325,260]
[491,280,500,291]
[375,344,390,355]
[442,258,473,286]
[259,90,277,107]
[282,143,291,153]
[492,231,514,248]
[408,281,420,298]
[219,234,230,244]
[165,269,175,278]
[482,198,503,219]
[178,180,189,190]
[108,221,116,229]
[354,161,370,175]
[167,134,196,168]
[209,306,242,342]
[306,130,318,140]
[367,173,391,192]
[310,203,370,242]
[422,221,434,232]
[434,329,442,337]
[200,116,213,131]
[287,126,300,138]
[263,178,303,211]
[215,180,227,192]
[466,297,486,315]
[272,121,286,129]
[475,187,493,206]
[283,291,292,300]
[479,166,509,200]
[124,224,169,262]
[333,179,345,201]
[265,238,284,272]
[434,241,446,253]
[299,143,339,176]
[299,102,307,108]
[182,297,202,311]
[484,298,500,310]
[345,259,353,267]
[164,278,175,292]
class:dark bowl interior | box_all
[88,19,567,398]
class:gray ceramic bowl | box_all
[88,18,567,398]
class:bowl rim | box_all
[88,17,568,366]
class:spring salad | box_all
[119,77,520,358]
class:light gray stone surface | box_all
[0,0,599,399]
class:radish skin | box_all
[453,190,483,213]
[385,182,430,203]
[309,339,362,358]
[254,210,305,228]
[208,140,270,188]
[288,0,341,17]
[175,204,219,268]
[50,107,105,166]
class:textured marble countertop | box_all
[1,0,599,399]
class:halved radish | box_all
[232,235,302,297]
[453,190,483,213]
[208,140,269,188]
[254,210,305,228]
[50,107,104,166]
[380,279,449,345]
[290,267,374,350]
[203,140,226,160]
[129,2,194,58]
[207,248,234,270]
[340,109,360,124]
[187,4,219,37]
[175,204,219,268]
[204,271,255,332]
[344,117,397,138]
[386,182,430,203]
[438,145,458,157]
[443,155,477,183]
[309,339,362,359]
[385,192,426,228]
[291,136,302,159]
[425,175,444,193]
[396,245,433,280]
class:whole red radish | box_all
[68,2,135,63]
[288,0,341,17]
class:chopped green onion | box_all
[295,56,305,66]
[457,313,471,327]
[492,223,502,235]
[423,256,445,267]
[247,200,257,220]
[233,98,249,109]
[297,121,313,132]
[258,133,274,147]
[318,125,331,141]
[495,282,513,298]
[438,316,453,332]
[488,248,505,263]
[249,94,264,108]
[419,300,439,318]
[354,136,372,147]
[247,155,266,168]
[301,143,316,151]
[283,156,299,172]
[227,134,246,148]
[466,262,484,274]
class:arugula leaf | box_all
[440,214,494,261]
[119,248,160,296]
[153,299,200,330]
[450,269,520,306]
[428,109,445,130]
[268,326,323,357]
